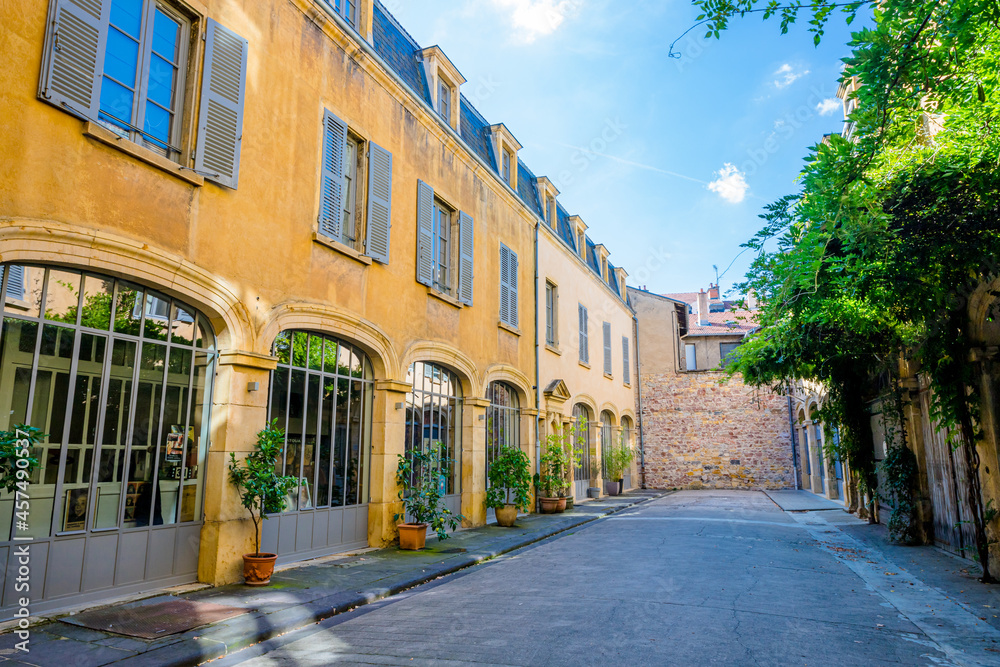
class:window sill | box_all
[498,321,521,336]
[427,287,464,309]
[578,360,591,370]
[312,233,373,265]
[604,372,614,380]
[83,122,204,187]
[624,382,632,388]
[545,343,561,356]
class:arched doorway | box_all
[571,403,592,500]
[262,331,374,562]
[405,362,463,521]
[621,415,634,490]
[0,263,216,614]
[486,381,520,523]
[600,410,616,481]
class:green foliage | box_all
[691,0,1000,581]
[228,421,299,556]
[879,444,919,544]
[0,425,43,495]
[395,442,463,540]
[604,433,636,482]
[485,446,533,511]
[534,436,570,498]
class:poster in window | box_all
[63,488,89,531]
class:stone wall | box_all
[641,370,795,490]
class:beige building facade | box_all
[0,0,637,615]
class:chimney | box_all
[697,289,710,326]
[709,283,720,300]
[746,289,757,311]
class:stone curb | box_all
[102,491,667,666]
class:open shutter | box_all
[623,336,631,384]
[365,142,392,263]
[603,322,612,375]
[194,19,248,189]
[319,110,347,241]
[39,0,110,118]
[579,305,588,364]
[458,212,474,305]
[416,180,434,287]
[508,249,518,328]
[3,265,25,301]
[499,244,510,324]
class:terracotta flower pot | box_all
[556,497,567,513]
[539,497,560,514]
[398,523,428,550]
[243,553,278,586]
[564,496,574,510]
[604,480,622,497]
[495,505,518,527]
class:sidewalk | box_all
[0,490,665,667]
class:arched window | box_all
[621,415,633,447]
[486,382,520,480]
[571,403,592,484]
[0,264,216,538]
[405,362,463,496]
[269,331,374,512]
[600,410,615,479]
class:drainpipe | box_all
[787,393,800,490]
[534,221,541,478]
[633,312,646,488]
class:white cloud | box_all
[707,163,749,204]
[815,98,841,116]
[773,63,809,89]
[491,0,580,43]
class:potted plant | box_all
[534,437,569,513]
[485,445,532,527]
[603,435,635,497]
[228,421,299,586]
[395,442,463,550]
[0,425,42,496]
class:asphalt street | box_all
[216,490,1000,666]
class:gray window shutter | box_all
[416,180,434,287]
[603,322,612,375]
[499,244,510,324]
[508,248,518,327]
[579,305,588,364]
[622,336,631,384]
[319,109,347,241]
[458,212,475,306]
[194,19,248,190]
[4,265,25,301]
[39,0,110,119]
[365,142,392,263]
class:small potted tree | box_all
[485,445,532,527]
[395,442,463,550]
[534,437,569,513]
[604,435,635,497]
[228,421,298,586]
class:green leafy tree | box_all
[485,445,533,511]
[689,0,1000,579]
[228,421,299,557]
[395,442,463,540]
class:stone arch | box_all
[570,393,598,420]
[0,219,251,350]
[620,408,637,425]
[260,303,399,381]
[401,340,480,397]
[482,364,532,404]
[599,403,620,425]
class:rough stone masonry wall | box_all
[641,371,795,490]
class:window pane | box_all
[170,303,195,346]
[80,274,115,331]
[308,334,323,371]
[292,331,308,368]
[5,266,43,317]
[110,0,144,38]
[151,8,180,60]
[114,283,144,335]
[322,338,338,374]
[143,100,172,146]
[44,269,82,325]
[143,293,170,340]
[273,331,291,365]
[104,27,140,87]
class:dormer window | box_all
[490,124,521,190]
[418,46,466,132]
[332,0,358,28]
[568,215,588,259]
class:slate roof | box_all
[369,0,626,304]
[662,292,758,336]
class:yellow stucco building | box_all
[0,0,639,615]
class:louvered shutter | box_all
[508,249,518,327]
[39,0,110,119]
[458,212,475,306]
[416,180,434,287]
[499,244,510,324]
[365,142,392,263]
[194,19,248,189]
[4,266,25,301]
[319,110,347,241]
[623,336,631,384]
[603,322,612,375]
[579,305,588,364]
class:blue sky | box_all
[384,0,865,295]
